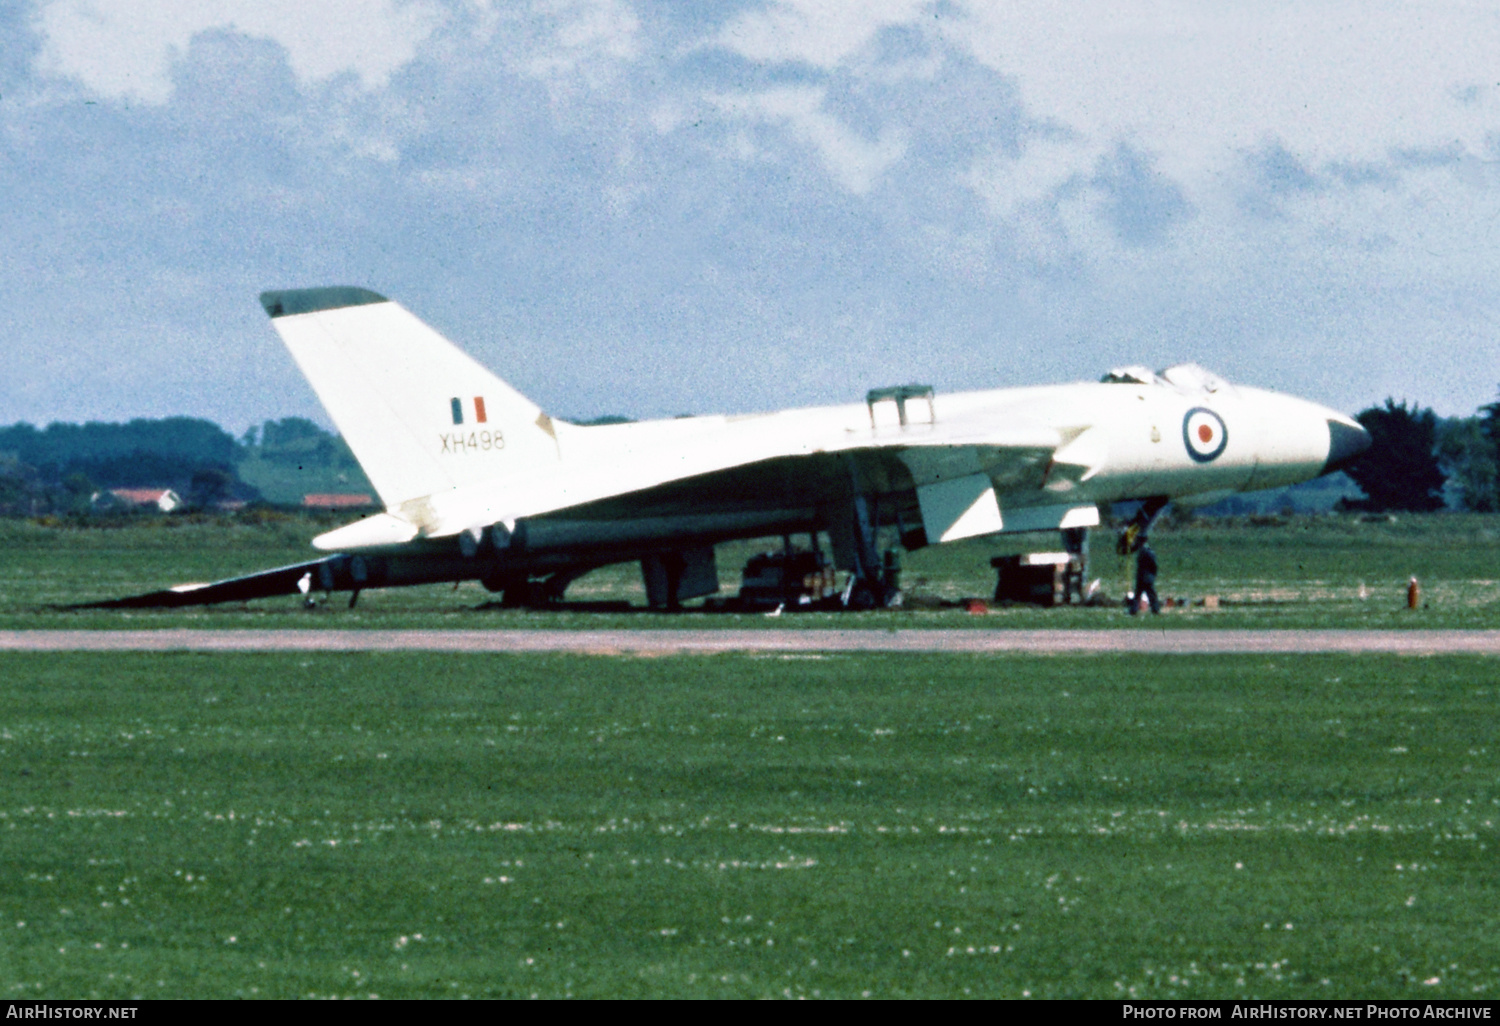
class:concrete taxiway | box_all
[4,629,1500,655]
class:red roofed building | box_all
[94,488,182,513]
[302,493,375,510]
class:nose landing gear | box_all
[1116,496,1170,556]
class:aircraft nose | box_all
[1324,417,1371,475]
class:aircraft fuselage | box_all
[312,368,1364,582]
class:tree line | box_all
[0,400,1491,517]
[0,417,362,515]
[1343,397,1498,513]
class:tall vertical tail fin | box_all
[260,287,562,508]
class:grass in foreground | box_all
[1,651,1497,998]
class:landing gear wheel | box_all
[846,580,880,610]
[845,579,902,610]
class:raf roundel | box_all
[1182,407,1228,463]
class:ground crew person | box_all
[1130,539,1160,615]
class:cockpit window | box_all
[1158,363,1227,394]
[1100,363,1230,394]
[1100,365,1160,385]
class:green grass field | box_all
[4,512,1499,629]
[2,651,1497,998]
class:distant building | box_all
[302,493,375,510]
[93,488,182,513]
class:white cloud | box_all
[15,0,1500,425]
[965,136,1091,220]
[945,1,1500,195]
[513,0,640,87]
[34,0,444,103]
[711,85,907,195]
[710,1,1500,217]
[717,0,931,69]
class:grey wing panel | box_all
[530,443,1055,523]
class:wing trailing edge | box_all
[71,557,340,609]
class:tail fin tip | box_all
[260,287,388,319]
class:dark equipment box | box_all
[990,552,1071,607]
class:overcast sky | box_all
[5,0,1500,432]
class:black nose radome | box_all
[1324,419,1372,475]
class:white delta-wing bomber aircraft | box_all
[96,286,1371,610]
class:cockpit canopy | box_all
[1101,363,1229,395]
[1100,365,1158,385]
